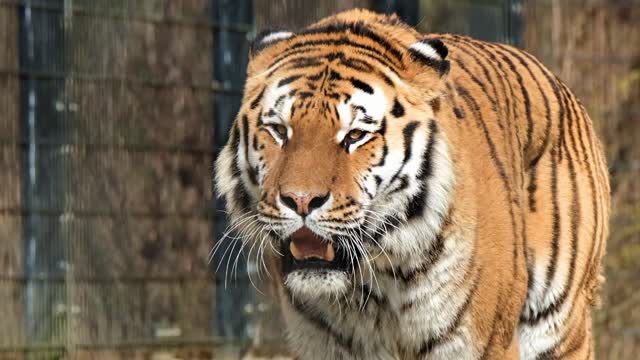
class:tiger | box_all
[214,8,610,360]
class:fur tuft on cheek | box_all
[214,144,238,201]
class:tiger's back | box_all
[214,9,610,359]
[436,33,610,358]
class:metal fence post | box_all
[19,0,68,354]
[211,0,254,341]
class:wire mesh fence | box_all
[0,0,249,358]
[0,0,638,359]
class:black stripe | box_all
[543,147,561,301]
[388,175,409,195]
[374,175,382,188]
[231,125,241,176]
[278,74,302,87]
[561,83,585,163]
[298,91,314,99]
[232,183,251,212]
[358,181,374,199]
[386,121,420,192]
[360,116,376,125]
[247,166,258,186]
[329,69,343,80]
[575,106,602,294]
[535,347,557,360]
[401,122,420,164]
[252,134,259,151]
[455,85,510,185]
[230,124,252,210]
[373,144,388,167]
[350,78,374,94]
[377,117,387,136]
[306,70,325,81]
[285,57,325,71]
[266,52,322,77]
[573,103,589,166]
[405,120,438,220]
[429,97,441,113]
[417,269,481,356]
[559,85,578,163]
[250,87,265,110]
[241,115,256,186]
[491,47,534,155]
[391,98,405,118]
[291,299,358,354]
[331,52,374,72]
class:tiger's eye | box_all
[347,129,364,141]
[274,124,287,138]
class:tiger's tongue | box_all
[289,227,335,261]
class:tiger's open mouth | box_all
[281,226,350,273]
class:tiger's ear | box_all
[250,29,295,58]
[407,38,450,77]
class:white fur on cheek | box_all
[214,143,238,201]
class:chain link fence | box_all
[0,0,638,359]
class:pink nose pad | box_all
[279,192,330,216]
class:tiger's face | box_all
[215,24,454,300]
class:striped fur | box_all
[214,9,610,360]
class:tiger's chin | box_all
[283,270,351,300]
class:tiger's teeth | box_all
[326,243,335,261]
[289,241,304,260]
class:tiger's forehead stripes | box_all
[265,21,408,74]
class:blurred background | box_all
[0,0,637,359]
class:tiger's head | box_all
[215,10,455,301]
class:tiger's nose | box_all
[279,192,330,216]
